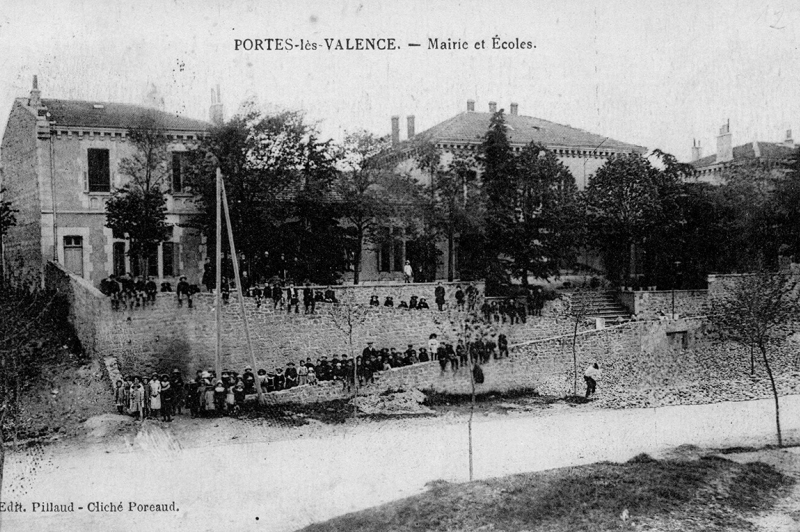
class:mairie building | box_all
[1,77,217,287]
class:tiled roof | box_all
[692,141,795,169]
[38,98,211,132]
[406,111,646,153]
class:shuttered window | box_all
[87,149,110,192]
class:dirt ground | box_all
[5,395,800,532]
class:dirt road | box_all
[3,396,800,532]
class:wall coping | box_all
[620,289,708,295]
[47,261,106,299]
[509,315,708,350]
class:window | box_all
[163,242,178,277]
[146,246,159,277]
[379,239,391,272]
[63,236,84,276]
[171,152,187,193]
[113,242,126,277]
[87,149,110,192]
[392,227,404,272]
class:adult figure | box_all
[454,285,465,311]
[434,282,446,311]
[269,282,281,310]
[584,362,601,398]
[403,260,413,283]
[286,283,300,314]
[303,283,315,314]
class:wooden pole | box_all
[215,168,223,380]
[221,179,265,405]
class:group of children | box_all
[114,369,184,421]
[100,273,198,310]
[368,283,481,312]
[113,330,515,421]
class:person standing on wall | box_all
[435,282,446,311]
[303,283,315,314]
[286,283,300,314]
[403,260,413,283]
[454,285,465,311]
[584,362,601,399]
[271,282,283,310]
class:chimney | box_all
[407,115,415,139]
[467,99,475,112]
[510,102,518,116]
[209,85,224,126]
[690,139,702,162]
[785,129,794,148]
[489,101,497,113]
[391,116,400,145]
[29,75,41,107]
[716,120,733,163]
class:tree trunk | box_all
[572,319,579,396]
[353,228,363,285]
[447,229,454,282]
[760,344,783,447]
[750,344,755,376]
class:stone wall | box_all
[93,286,492,378]
[262,315,800,410]
[44,261,109,355]
[1,101,43,286]
[617,289,708,318]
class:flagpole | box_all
[221,179,265,405]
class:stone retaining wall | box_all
[617,289,708,318]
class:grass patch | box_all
[301,454,793,532]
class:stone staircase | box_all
[569,290,630,320]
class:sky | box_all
[1,0,800,161]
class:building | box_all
[357,99,647,281]
[1,77,217,287]
[690,122,796,183]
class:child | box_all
[306,367,318,386]
[114,380,125,414]
[214,381,226,415]
[297,362,308,386]
[149,373,161,420]
[233,382,245,416]
[160,376,173,422]
[141,377,151,420]
[129,377,145,421]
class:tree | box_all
[0,188,18,285]
[709,272,800,447]
[585,153,663,285]
[561,278,598,396]
[434,289,495,481]
[336,130,420,284]
[188,106,346,284]
[328,290,369,416]
[507,143,582,284]
[479,110,517,284]
[105,114,172,276]
[430,150,485,281]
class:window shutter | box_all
[83,171,88,192]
